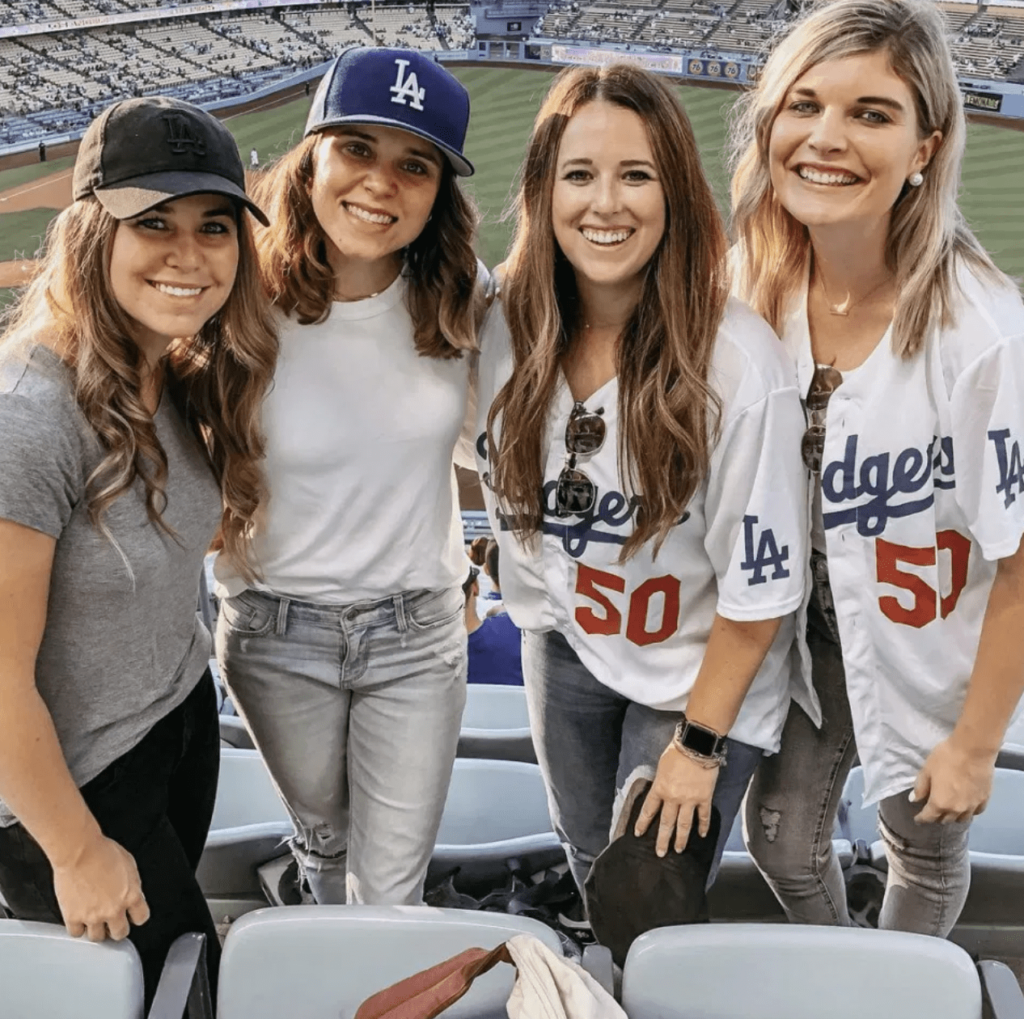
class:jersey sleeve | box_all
[950,335,1024,561]
[0,390,82,538]
[705,386,808,620]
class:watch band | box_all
[673,714,728,765]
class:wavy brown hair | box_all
[488,63,729,561]
[729,0,1011,358]
[0,197,277,581]
[250,132,481,358]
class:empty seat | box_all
[458,684,536,763]
[620,923,1024,1019]
[217,905,564,1019]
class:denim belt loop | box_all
[393,593,408,633]
[274,596,291,636]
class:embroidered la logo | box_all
[389,58,426,111]
[162,114,205,156]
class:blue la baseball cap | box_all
[304,47,474,177]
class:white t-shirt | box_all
[778,266,1024,804]
[474,297,809,753]
[217,274,471,602]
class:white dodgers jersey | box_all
[474,297,810,753]
[779,267,1024,804]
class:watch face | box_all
[682,724,719,757]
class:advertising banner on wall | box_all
[685,57,742,79]
[550,44,683,73]
[962,89,1004,113]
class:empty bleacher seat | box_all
[217,905,564,1019]
[457,684,536,763]
[620,923,1024,1019]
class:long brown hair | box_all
[488,63,729,561]
[0,197,277,581]
[729,0,1010,357]
[250,133,481,358]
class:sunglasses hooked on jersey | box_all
[801,364,844,474]
[555,402,606,517]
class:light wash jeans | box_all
[215,585,467,905]
[522,628,765,902]
[742,553,971,936]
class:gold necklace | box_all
[818,269,893,317]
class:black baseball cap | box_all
[584,778,721,968]
[72,96,269,225]
[305,47,474,177]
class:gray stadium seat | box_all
[217,905,564,1019]
[0,921,210,1019]
[620,923,1024,1019]
[201,753,561,916]
[457,684,536,764]
[218,715,256,751]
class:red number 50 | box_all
[574,564,681,647]
[875,530,970,628]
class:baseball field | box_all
[1,63,1023,303]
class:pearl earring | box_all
[908,171,924,187]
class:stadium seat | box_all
[0,921,211,1019]
[201,753,561,915]
[218,715,256,751]
[217,905,565,1019]
[457,684,536,764]
[620,923,1024,1019]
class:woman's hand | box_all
[911,735,997,824]
[633,743,720,857]
[51,833,150,942]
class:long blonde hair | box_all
[250,134,481,359]
[729,0,1011,357]
[0,197,277,580]
[488,63,729,562]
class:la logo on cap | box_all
[162,113,206,155]
[389,58,426,111]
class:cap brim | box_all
[93,170,270,226]
[307,115,474,177]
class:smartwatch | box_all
[673,714,727,760]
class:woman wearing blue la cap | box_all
[214,47,487,906]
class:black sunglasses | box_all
[555,402,606,517]
[801,365,843,474]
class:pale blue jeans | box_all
[215,585,467,905]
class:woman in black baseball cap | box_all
[0,96,276,1006]
[214,47,487,908]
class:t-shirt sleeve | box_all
[950,336,1024,561]
[705,386,809,620]
[0,391,82,538]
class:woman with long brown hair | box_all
[730,0,1024,935]
[474,63,808,903]
[0,96,276,1006]
[214,47,486,907]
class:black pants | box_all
[0,671,221,1010]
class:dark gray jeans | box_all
[742,553,971,935]
[522,628,764,901]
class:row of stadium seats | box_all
[4,906,1024,1017]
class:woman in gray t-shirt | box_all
[0,97,276,1008]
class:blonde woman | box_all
[475,64,808,901]
[0,97,276,1005]
[730,0,1024,935]
[215,48,484,907]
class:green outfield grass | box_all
[1,66,1022,281]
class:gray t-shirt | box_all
[0,346,221,826]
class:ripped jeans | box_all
[215,585,467,905]
[522,629,764,901]
[742,554,971,936]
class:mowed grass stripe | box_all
[2,67,1022,279]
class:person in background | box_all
[463,566,525,686]
[481,537,505,617]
